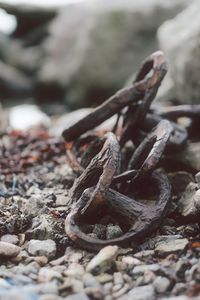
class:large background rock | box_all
[158,0,200,104]
[0,2,57,43]
[38,0,190,108]
[0,0,192,109]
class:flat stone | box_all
[160,297,189,300]
[0,234,19,245]
[134,250,155,258]
[38,267,62,282]
[0,289,36,300]
[39,296,63,300]
[0,241,21,258]
[65,247,83,263]
[155,238,189,257]
[27,239,56,259]
[132,264,161,276]
[121,256,141,267]
[178,182,200,217]
[23,282,58,295]
[172,282,187,296]
[124,284,155,300]
[153,276,171,293]
[65,293,89,300]
[64,263,85,279]
[86,246,119,275]
[96,273,113,284]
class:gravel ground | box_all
[1,129,200,300]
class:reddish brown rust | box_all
[128,119,173,176]
[67,132,120,214]
[65,169,171,252]
[63,51,173,252]
[120,51,168,145]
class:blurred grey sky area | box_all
[0,0,85,34]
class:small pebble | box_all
[121,256,141,267]
[0,234,19,245]
[28,239,56,259]
[106,225,123,239]
[64,263,85,279]
[113,272,124,286]
[124,284,155,300]
[65,293,90,300]
[132,264,161,276]
[0,241,21,258]
[155,238,189,257]
[153,276,171,293]
[38,267,62,282]
[86,246,119,275]
[96,273,113,284]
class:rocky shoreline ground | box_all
[0,119,200,300]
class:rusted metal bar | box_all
[63,51,167,142]
[65,169,171,252]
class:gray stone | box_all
[121,256,141,267]
[158,1,200,104]
[0,2,57,39]
[86,245,119,275]
[172,283,187,296]
[153,276,171,293]
[134,250,155,258]
[23,282,58,295]
[168,171,194,196]
[25,215,55,240]
[27,239,56,259]
[92,224,107,239]
[132,264,161,276]
[155,238,189,257]
[39,296,62,300]
[39,0,190,108]
[96,273,113,284]
[9,104,51,131]
[38,267,62,282]
[160,297,189,300]
[0,234,19,245]
[65,293,89,300]
[178,182,200,218]
[0,60,32,97]
[106,225,123,239]
[0,289,36,300]
[0,241,21,258]
[125,284,155,300]
[173,143,200,172]
[64,263,85,279]
[64,247,83,263]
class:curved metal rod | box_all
[65,169,171,252]
[120,51,168,145]
[62,51,168,142]
[67,132,120,214]
[128,119,173,176]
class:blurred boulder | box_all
[0,33,42,75]
[9,104,51,131]
[38,0,190,108]
[0,60,33,99]
[0,2,58,43]
[158,0,200,104]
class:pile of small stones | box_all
[1,137,200,300]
